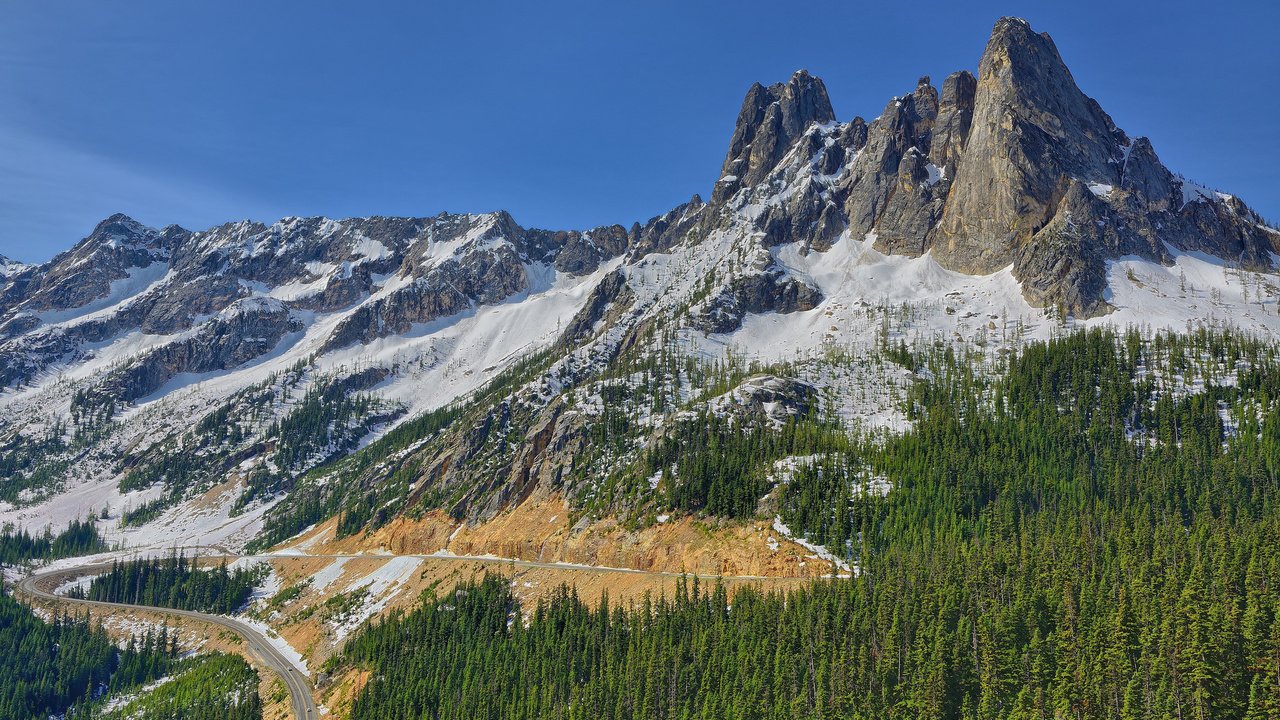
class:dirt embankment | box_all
[293,493,841,578]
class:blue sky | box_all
[2,1,1276,263]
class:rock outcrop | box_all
[694,266,822,334]
[701,17,1279,317]
[933,18,1129,275]
[713,70,836,203]
[90,297,302,405]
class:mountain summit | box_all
[715,69,836,202]
[0,18,1277,557]
[703,16,1277,316]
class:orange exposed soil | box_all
[287,493,840,578]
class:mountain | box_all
[0,254,31,278]
[0,17,1277,560]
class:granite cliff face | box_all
[933,18,1131,275]
[705,17,1276,317]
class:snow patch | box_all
[308,557,352,592]
[772,516,852,575]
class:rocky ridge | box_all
[0,17,1277,559]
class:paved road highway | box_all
[19,564,317,719]
[212,550,821,580]
[17,549,824,718]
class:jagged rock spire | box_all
[714,69,835,203]
[931,70,976,172]
[842,76,941,251]
[933,17,1129,275]
[704,17,1275,317]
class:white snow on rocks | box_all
[326,557,423,639]
[772,516,852,575]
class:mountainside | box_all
[1,16,1277,561]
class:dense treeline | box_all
[0,517,106,564]
[342,328,1280,719]
[0,585,174,720]
[648,411,851,518]
[73,554,261,614]
[96,653,261,720]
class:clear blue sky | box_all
[2,1,1276,263]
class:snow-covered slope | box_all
[0,254,31,279]
[1,17,1277,553]
[0,212,628,550]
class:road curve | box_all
[16,549,825,719]
[18,564,317,720]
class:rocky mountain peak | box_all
[0,254,29,278]
[4,213,180,316]
[75,213,182,260]
[713,69,836,202]
[932,70,977,171]
[932,17,1131,275]
[91,211,147,236]
[981,16,1124,149]
[701,17,1274,317]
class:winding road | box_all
[18,550,822,718]
[19,563,318,719]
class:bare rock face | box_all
[7,215,184,315]
[627,195,706,258]
[1118,138,1176,211]
[559,268,634,346]
[931,70,977,173]
[85,297,302,407]
[713,70,836,203]
[1013,182,1114,316]
[934,18,1129,275]
[1168,189,1277,270]
[866,17,1277,315]
[743,120,859,252]
[693,266,822,334]
[139,275,247,334]
[842,78,940,252]
[728,375,817,420]
[523,224,630,276]
[323,218,528,352]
